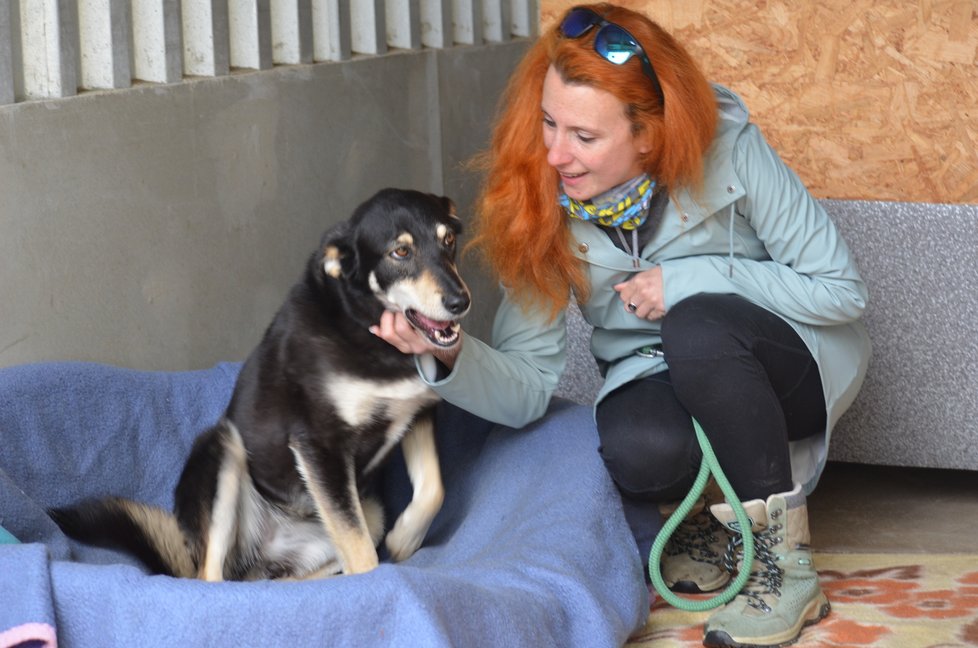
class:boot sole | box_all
[702,593,831,648]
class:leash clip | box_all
[636,344,664,358]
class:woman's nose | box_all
[546,136,570,168]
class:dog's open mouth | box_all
[405,309,461,348]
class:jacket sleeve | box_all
[415,287,567,428]
[659,124,868,326]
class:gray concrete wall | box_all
[0,42,528,370]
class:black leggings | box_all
[596,294,825,554]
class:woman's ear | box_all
[635,128,653,156]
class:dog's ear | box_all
[319,220,356,280]
[436,195,462,230]
[440,196,457,217]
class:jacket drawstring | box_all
[728,203,735,278]
[632,227,640,269]
[615,227,641,269]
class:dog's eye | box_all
[391,245,411,259]
[443,231,455,247]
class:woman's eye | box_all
[577,132,595,144]
[391,246,411,259]
[543,116,555,129]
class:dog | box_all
[51,188,471,581]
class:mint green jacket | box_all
[422,86,871,493]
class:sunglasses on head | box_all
[559,6,665,108]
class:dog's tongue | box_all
[411,312,452,330]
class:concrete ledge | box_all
[827,200,978,470]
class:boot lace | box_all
[720,508,785,613]
[665,509,727,566]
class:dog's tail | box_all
[49,497,196,578]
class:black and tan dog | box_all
[51,188,470,580]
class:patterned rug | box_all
[626,553,978,647]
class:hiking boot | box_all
[702,484,830,648]
[660,497,732,593]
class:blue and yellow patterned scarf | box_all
[559,174,655,230]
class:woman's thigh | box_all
[661,293,826,444]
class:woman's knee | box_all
[596,413,697,498]
[661,293,753,358]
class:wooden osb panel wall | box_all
[541,1,978,204]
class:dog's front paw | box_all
[385,512,426,562]
[385,480,443,562]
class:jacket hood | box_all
[662,84,750,223]
[713,84,750,129]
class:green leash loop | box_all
[647,417,756,612]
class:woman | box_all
[372,4,870,646]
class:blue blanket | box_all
[0,362,647,647]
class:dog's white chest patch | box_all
[325,374,439,474]
[325,374,437,429]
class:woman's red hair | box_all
[469,3,717,316]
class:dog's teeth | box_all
[404,309,461,348]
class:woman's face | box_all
[542,65,649,202]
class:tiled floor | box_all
[808,461,978,554]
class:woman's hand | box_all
[369,310,462,370]
[614,266,666,320]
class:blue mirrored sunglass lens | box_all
[561,8,599,37]
[594,27,638,65]
[603,49,634,65]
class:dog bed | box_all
[0,361,647,647]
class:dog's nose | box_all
[443,292,470,316]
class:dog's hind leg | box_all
[289,439,380,576]
[385,411,444,562]
[199,421,249,581]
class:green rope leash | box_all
[647,417,755,611]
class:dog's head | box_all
[319,189,471,348]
